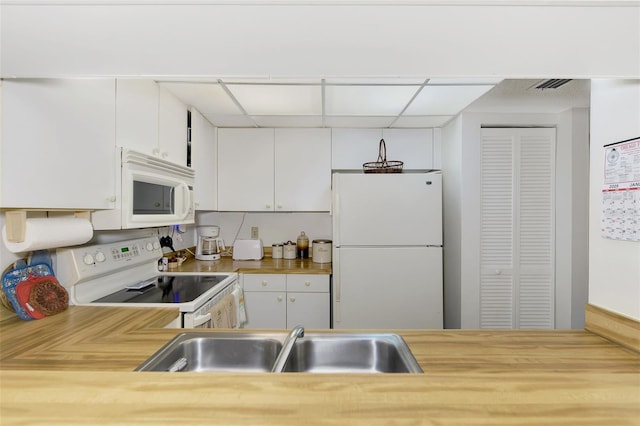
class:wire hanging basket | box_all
[363,139,403,173]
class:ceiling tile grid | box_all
[160,78,503,128]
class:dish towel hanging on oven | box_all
[207,284,247,328]
[232,283,247,328]
[209,299,230,328]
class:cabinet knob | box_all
[305,281,311,287]
[289,296,296,302]
[152,148,161,156]
[106,195,116,203]
[161,151,169,158]
[277,204,283,209]
[277,296,283,302]
[261,281,268,286]
[265,204,272,209]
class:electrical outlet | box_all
[251,226,259,239]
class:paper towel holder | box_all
[3,210,92,244]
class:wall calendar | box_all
[602,136,640,241]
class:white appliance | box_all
[332,172,443,329]
[232,239,264,260]
[92,148,195,230]
[196,226,225,261]
[55,237,239,328]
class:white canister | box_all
[312,240,332,263]
[271,243,283,259]
[283,241,297,259]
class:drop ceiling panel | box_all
[159,82,242,115]
[427,78,503,85]
[252,115,323,128]
[324,116,395,128]
[226,84,322,115]
[405,85,495,115]
[325,85,419,116]
[392,116,454,128]
[325,77,425,85]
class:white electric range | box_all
[55,236,238,328]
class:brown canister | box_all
[312,240,332,263]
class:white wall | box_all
[1,3,638,78]
[589,80,640,321]
[195,212,332,249]
[443,110,590,329]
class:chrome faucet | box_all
[271,325,304,373]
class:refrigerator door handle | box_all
[333,251,341,322]
[332,173,340,247]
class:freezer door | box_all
[333,172,442,246]
[333,246,443,329]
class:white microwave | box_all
[92,148,195,230]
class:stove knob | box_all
[153,241,161,250]
[146,242,154,251]
[83,253,95,265]
[95,251,106,263]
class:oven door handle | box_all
[192,312,212,328]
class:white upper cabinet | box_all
[217,128,275,211]
[190,108,217,211]
[158,86,188,165]
[275,128,331,212]
[0,79,116,209]
[217,128,331,212]
[116,80,188,166]
[115,79,159,154]
[332,128,434,170]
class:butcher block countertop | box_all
[1,306,639,425]
[169,254,332,275]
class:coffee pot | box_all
[196,226,225,261]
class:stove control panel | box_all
[56,237,163,287]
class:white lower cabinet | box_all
[242,273,330,329]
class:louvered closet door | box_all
[480,128,556,329]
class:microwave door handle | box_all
[174,182,191,219]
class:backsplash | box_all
[195,212,332,248]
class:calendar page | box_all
[602,137,640,241]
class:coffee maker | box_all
[195,226,225,261]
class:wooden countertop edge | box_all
[585,303,640,353]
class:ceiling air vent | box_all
[531,79,573,90]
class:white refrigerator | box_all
[332,172,443,329]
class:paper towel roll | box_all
[2,217,93,253]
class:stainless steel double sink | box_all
[135,331,423,374]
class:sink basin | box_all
[135,332,284,372]
[283,333,423,373]
[135,332,422,374]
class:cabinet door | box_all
[217,128,275,211]
[287,292,330,329]
[190,108,217,211]
[275,128,331,211]
[158,86,188,165]
[244,291,286,329]
[1,79,116,209]
[115,79,159,155]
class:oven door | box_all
[182,279,239,329]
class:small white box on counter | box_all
[232,239,264,260]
